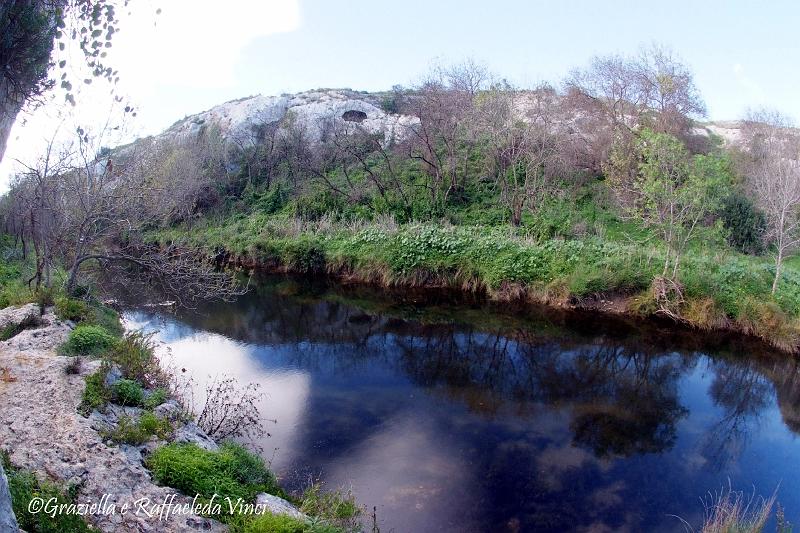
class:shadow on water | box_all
[122,274,800,533]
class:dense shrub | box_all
[61,325,116,356]
[84,303,124,337]
[107,331,166,388]
[79,364,111,415]
[719,192,766,255]
[107,413,172,444]
[241,513,339,533]
[112,378,145,406]
[144,387,169,409]
[282,239,326,273]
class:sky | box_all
[3,0,800,189]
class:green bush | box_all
[719,192,766,255]
[147,442,281,503]
[2,452,94,533]
[61,325,116,356]
[242,513,339,533]
[54,297,90,322]
[143,387,169,409]
[84,303,124,337]
[112,379,145,406]
[282,239,326,273]
[299,483,360,523]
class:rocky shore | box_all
[0,304,303,532]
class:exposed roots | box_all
[652,276,686,322]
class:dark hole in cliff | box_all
[342,110,368,123]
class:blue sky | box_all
[3,0,799,187]
[118,0,800,136]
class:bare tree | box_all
[403,61,488,213]
[742,110,800,293]
[636,44,706,136]
[5,119,244,304]
[477,83,565,225]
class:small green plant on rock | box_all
[241,513,341,533]
[54,296,90,322]
[107,413,172,445]
[108,331,167,388]
[144,387,169,409]
[2,451,94,533]
[79,364,111,415]
[147,442,282,503]
[112,378,145,406]
[299,482,360,529]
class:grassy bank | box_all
[151,212,800,352]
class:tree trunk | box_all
[0,78,25,164]
[66,260,83,296]
[772,248,784,294]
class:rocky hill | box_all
[160,89,420,146]
[142,88,750,156]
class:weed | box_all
[0,366,17,382]
[64,356,83,375]
[107,331,167,388]
[54,297,90,322]
[2,452,94,532]
[144,387,169,409]
[700,484,777,533]
[106,413,172,445]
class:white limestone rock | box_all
[254,492,307,520]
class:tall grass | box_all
[700,485,780,533]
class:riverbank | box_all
[152,216,800,354]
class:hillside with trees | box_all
[4,47,800,351]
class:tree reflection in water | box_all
[125,275,800,532]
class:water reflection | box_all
[125,277,800,532]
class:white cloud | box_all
[112,0,301,93]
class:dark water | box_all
[124,276,800,533]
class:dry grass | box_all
[736,297,800,352]
[682,297,730,331]
[700,484,777,533]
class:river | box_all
[123,275,800,532]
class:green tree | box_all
[634,129,730,280]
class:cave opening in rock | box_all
[342,110,368,123]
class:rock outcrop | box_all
[254,492,306,521]
[0,303,41,340]
[161,89,420,148]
